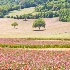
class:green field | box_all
[5,7,38,17]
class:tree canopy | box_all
[0,0,70,22]
[33,18,46,30]
[11,22,18,28]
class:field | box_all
[0,17,70,47]
[0,13,70,70]
[5,7,38,17]
[0,48,70,70]
[0,17,70,39]
[0,1,70,70]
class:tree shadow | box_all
[23,20,28,21]
[33,29,46,31]
[15,28,18,29]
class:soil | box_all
[0,18,70,38]
[0,38,70,45]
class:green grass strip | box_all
[0,44,70,48]
[23,38,70,41]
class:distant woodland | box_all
[0,0,70,22]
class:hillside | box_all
[5,7,35,17]
[0,0,70,22]
[0,18,70,39]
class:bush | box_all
[6,16,10,18]
[11,16,14,18]
[53,11,59,17]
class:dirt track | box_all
[0,38,70,45]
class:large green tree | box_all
[32,18,46,30]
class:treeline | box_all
[35,1,70,12]
[35,0,70,22]
[0,4,20,18]
[6,11,59,19]
[59,9,70,22]
[0,0,70,22]
[0,0,47,17]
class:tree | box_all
[24,14,28,21]
[59,9,70,22]
[32,18,46,30]
[11,22,18,28]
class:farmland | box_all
[0,0,70,70]
[0,17,70,48]
[0,17,70,39]
[0,48,70,70]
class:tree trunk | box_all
[25,17,27,21]
[39,27,40,30]
[14,26,15,28]
[25,18,26,21]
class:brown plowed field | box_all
[0,38,70,45]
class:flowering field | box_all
[0,48,70,70]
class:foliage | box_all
[33,18,46,30]
[7,10,59,19]
[0,0,70,22]
[23,14,28,21]
[35,1,66,12]
[11,22,18,28]
[0,0,48,17]
[59,9,70,22]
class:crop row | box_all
[0,44,70,48]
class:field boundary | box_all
[0,48,70,51]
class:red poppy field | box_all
[0,48,70,70]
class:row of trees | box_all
[7,11,59,19]
[0,0,70,22]
[0,0,48,17]
[10,9,70,22]
[1,0,69,15]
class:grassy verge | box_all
[24,38,70,41]
[0,44,70,48]
[0,33,70,40]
